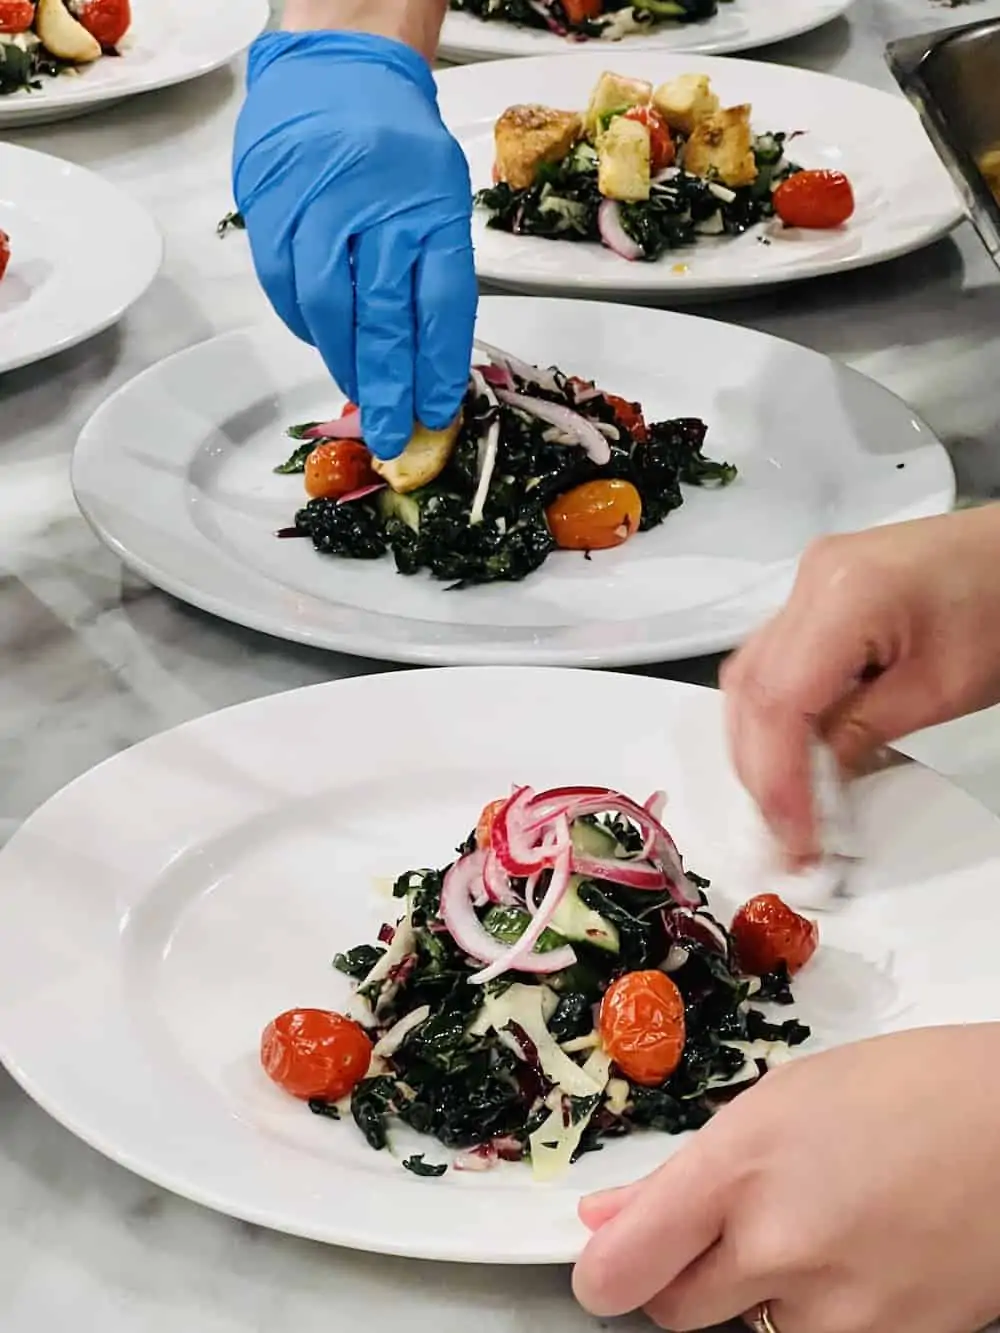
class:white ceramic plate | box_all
[0,143,162,374]
[1,668,1000,1263]
[72,297,953,666]
[438,53,964,298]
[0,0,268,128]
[440,0,854,62]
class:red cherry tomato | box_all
[0,0,33,32]
[261,1009,372,1102]
[71,0,131,46]
[772,170,855,230]
[600,970,686,1087]
[475,799,505,852]
[731,894,819,977]
[602,392,649,444]
[340,402,359,418]
[562,0,602,21]
[304,440,378,500]
[0,229,10,283]
[624,106,676,176]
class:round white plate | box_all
[1,668,1000,1263]
[441,0,854,62]
[0,143,162,374]
[0,0,268,128]
[72,297,954,666]
[438,53,964,298]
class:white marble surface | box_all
[6,1,1000,1328]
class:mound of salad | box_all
[0,0,130,95]
[260,786,818,1180]
[276,342,736,588]
[479,70,855,262]
[449,0,730,42]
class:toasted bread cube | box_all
[652,74,720,136]
[584,70,652,139]
[494,105,582,191]
[598,115,651,202]
[371,418,462,495]
[682,104,757,189]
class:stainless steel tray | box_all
[887,17,1000,264]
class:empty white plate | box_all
[440,0,854,62]
[437,52,964,298]
[1,668,999,1262]
[0,0,268,128]
[72,297,953,666]
[0,142,162,374]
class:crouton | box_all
[598,115,651,202]
[584,70,652,139]
[652,73,720,136]
[682,104,757,189]
[370,418,463,495]
[494,105,583,191]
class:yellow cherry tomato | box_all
[546,479,643,551]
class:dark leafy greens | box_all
[280,362,736,588]
[479,135,796,261]
[448,0,727,38]
[0,39,64,96]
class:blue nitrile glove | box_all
[233,31,478,461]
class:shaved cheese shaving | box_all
[529,1048,612,1182]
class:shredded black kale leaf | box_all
[448,0,723,37]
[402,1154,448,1178]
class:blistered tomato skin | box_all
[304,440,378,501]
[475,799,505,852]
[0,1,34,33]
[71,0,132,46]
[600,970,686,1087]
[546,479,643,552]
[0,229,10,283]
[261,1008,372,1102]
[773,170,855,229]
[624,106,675,176]
[731,893,819,977]
[602,392,649,444]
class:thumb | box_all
[578,1180,643,1231]
[572,1142,726,1318]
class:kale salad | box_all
[481,70,815,262]
[260,786,817,1180]
[449,0,729,42]
[276,342,736,589]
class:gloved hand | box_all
[233,31,478,460]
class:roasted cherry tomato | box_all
[340,401,359,418]
[261,1008,372,1102]
[70,0,131,47]
[731,894,819,977]
[0,0,34,33]
[0,229,10,284]
[602,392,649,444]
[624,106,675,176]
[600,970,686,1087]
[772,170,855,230]
[475,798,505,852]
[546,479,642,552]
[562,0,602,21]
[304,440,378,501]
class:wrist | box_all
[282,0,447,60]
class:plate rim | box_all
[71,297,956,667]
[0,0,269,126]
[439,0,856,61]
[436,50,965,295]
[0,665,998,1263]
[0,142,163,375]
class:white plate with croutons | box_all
[440,0,855,63]
[437,53,963,299]
[0,0,268,127]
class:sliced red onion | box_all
[570,853,667,890]
[303,415,366,441]
[337,482,386,506]
[469,368,501,527]
[471,830,572,984]
[495,390,612,466]
[645,790,667,822]
[477,361,515,392]
[571,381,603,405]
[454,1145,497,1172]
[473,340,561,395]
[665,907,730,957]
[482,848,520,907]
[491,786,545,877]
[598,200,645,262]
[440,852,575,974]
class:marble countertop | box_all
[6,1,1000,1327]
